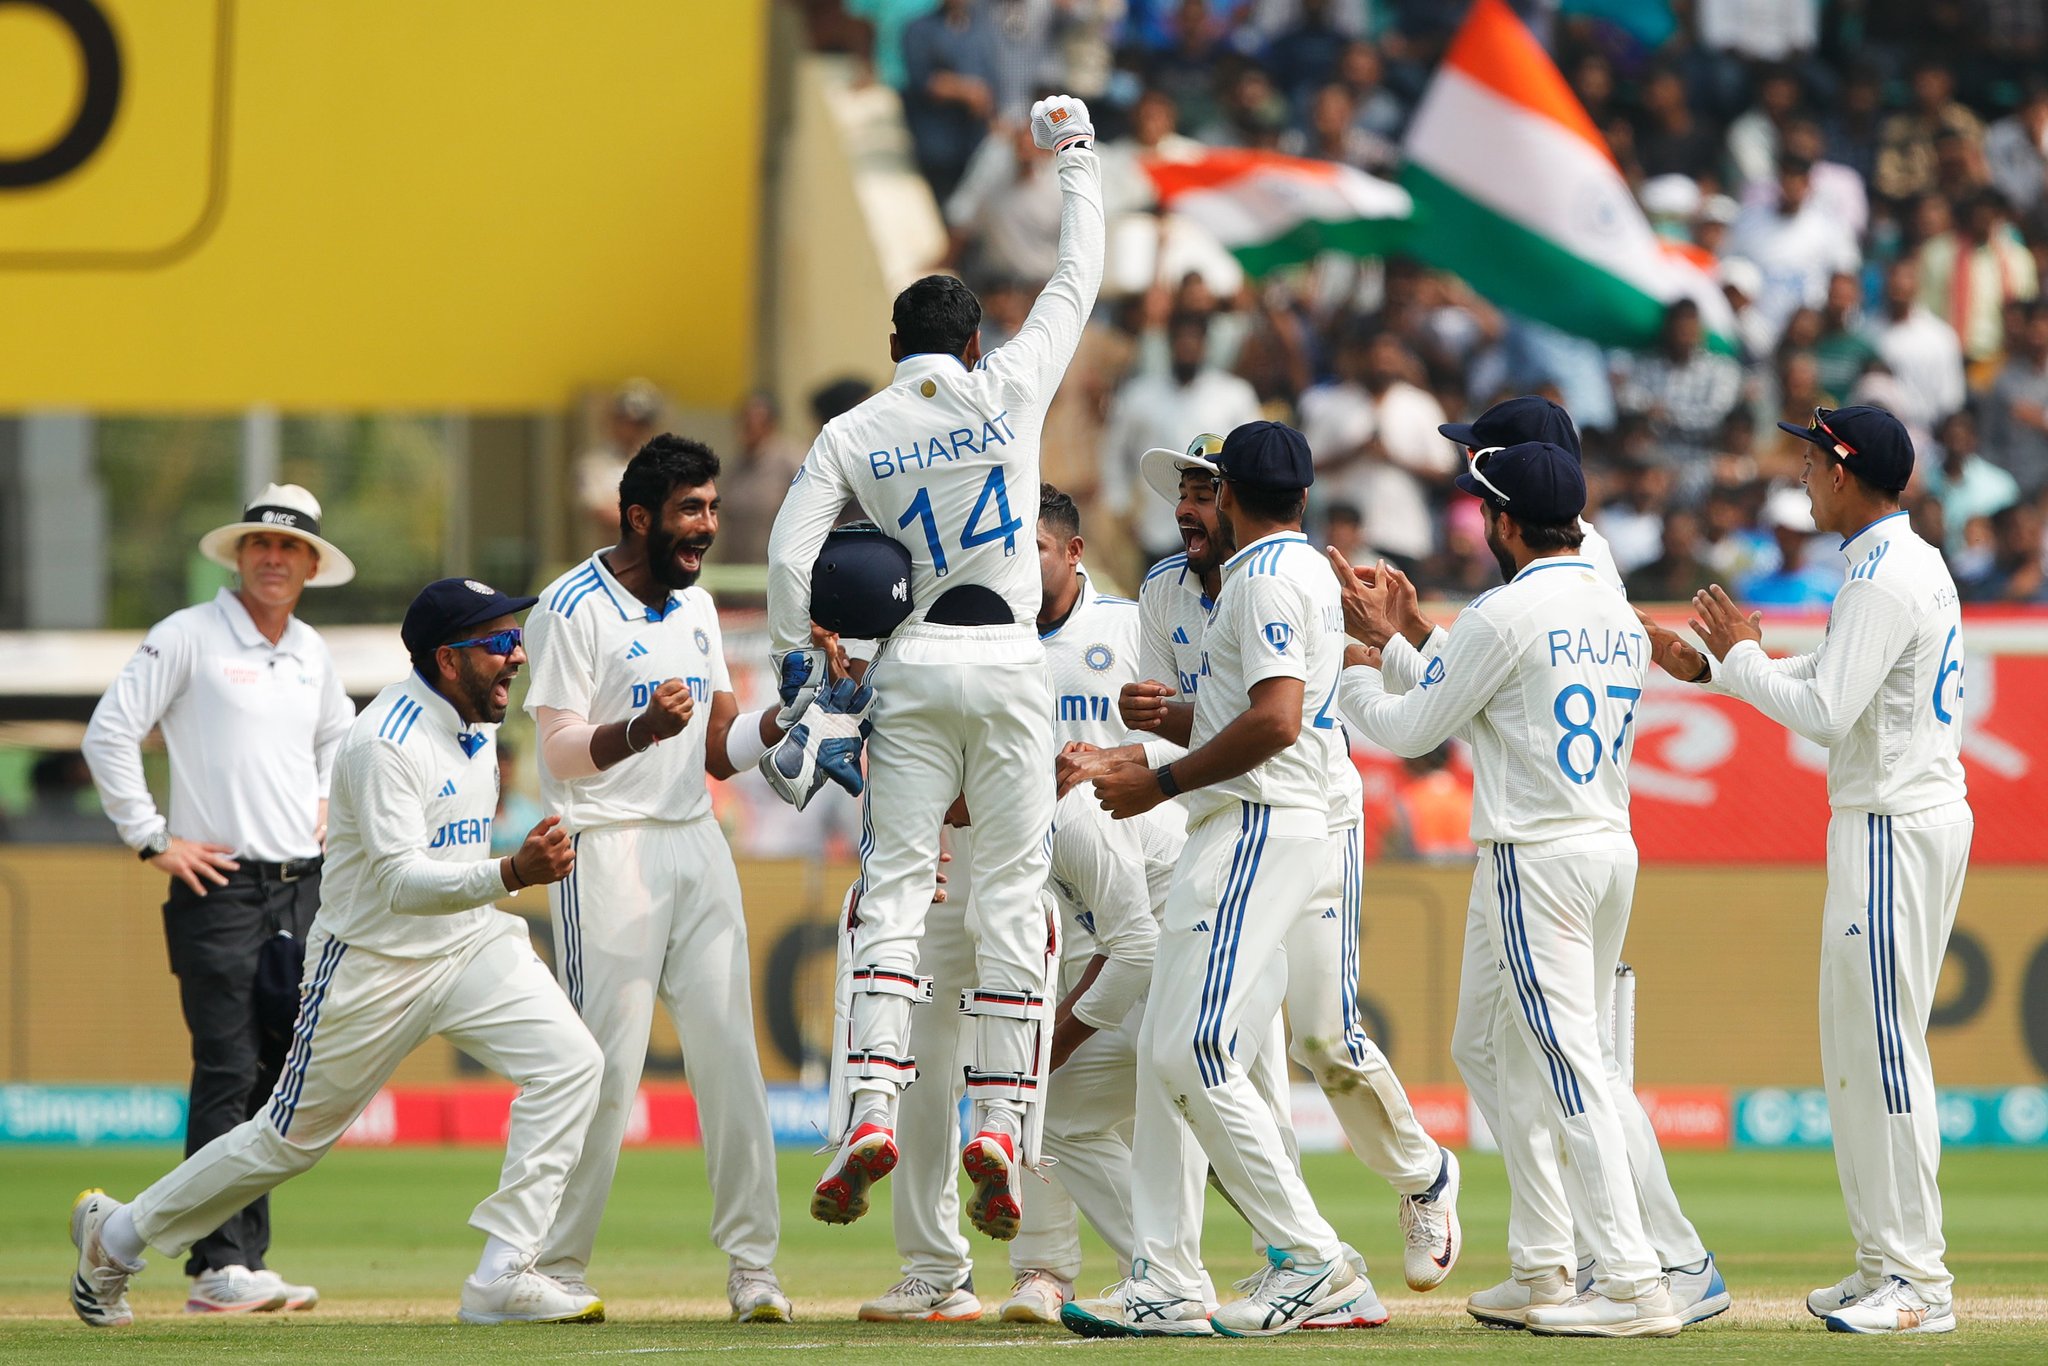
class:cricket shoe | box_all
[68,1189,139,1328]
[1399,1147,1462,1291]
[1467,1268,1572,1329]
[1668,1253,1730,1325]
[542,1272,603,1308]
[1210,1248,1361,1337]
[858,1274,982,1322]
[1526,1281,1683,1338]
[811,1122,898,1225]
[961,1130,1021,1240]
[457,1268,604,1324]
[1061,1261,1215,1338]
[247,1268,319,1311]
[999,1269,1071,1322]
[728,1265,793,1322]
[1823,1275,1955,1335]
[1806,1270,1884,1318]
[1301,1247,1387,1329]
[186,1265,287,1314]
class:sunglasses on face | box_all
[445,627,523,656]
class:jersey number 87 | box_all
[1553,683,1641,785]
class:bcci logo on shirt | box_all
[1262,622,1293,654]
[694,627,710,654]
[1084,643,1114,671]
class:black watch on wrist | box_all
[1153,764,1182,798]
[138,829,170,861]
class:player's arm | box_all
[348,742,558,913]
[981,97,1104,402]
[705,690,784,780]
[1337,610,1513,758]
[1125,584,1193,762]
[1693,582,1906,747]
[313,655,354,848]
[766,438,855,659]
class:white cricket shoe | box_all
[1467,1268,1572,1329]
[1399,1148,1462,1291]
[999,1268,1071,1322]
[1668,1253,1730,1325]
[457,1268,604,1324]
[728,1265,793,1322]
[1210,1249,1360,1337]
[68,1189,138,1328]
[811,1122,898,1226]
[1526,1281,1684,1338]
[186,1265,287,1314]
[541,1272,600,1300]
[1302,1244,1387,1329]
[1806,1269,1883,1318]
[247,1268,319,1311]
[1823,1275,1955,1335]
[1060,1261,1215,1338]
[858,1274,983,1322]
[961,1129,1022,1240]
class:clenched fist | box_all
[1118,680,1175,733]
[1031,94,1094,153]
[638,678,694,743]
[504,815,575,890]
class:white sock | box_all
[979,1101,1022,1139]
[852,1090,896,1133]
[101,1204,146,1269]
[475,1235,526,1282]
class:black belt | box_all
[241,856,323,883]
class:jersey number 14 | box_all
[898,468,1023,577]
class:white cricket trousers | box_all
[540,818,780,1277]
[1477,835,1662,1299]
[131,922,600,1259]
[1133,802,1341,1296]
[1451,856,1705,1281]
[1290,820,1441,1195]
[851,624,1056,1106]
[1823,802,1971,1301]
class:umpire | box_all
[82,484,357,1315]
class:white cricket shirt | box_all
[1047,784,1182,1030]
[523,551,731,832]
[766,147,1104,656]
[1041,566,1141,748]
[1340,557,1648,845]
[82,588,354,861]
[316,673,526,958]
[1707,512,1968,815]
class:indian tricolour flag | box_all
[1399,0,1733,349]
[1142,149,1412,277]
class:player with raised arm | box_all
[1646,406,1969,1336]
[1332,442,1682,1338]
[765,95,1104,1239]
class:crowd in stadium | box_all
[798,0,2048,607]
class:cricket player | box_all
[766,93,1103,1236]
[69,579,606,1328]
[1076,422,1363,1337]
[1651,406,1968,1336]
[1439,397,1621,590]
[1067,432,1459,1308]
[522,435,790,1322]
[1334,441,1682,1338]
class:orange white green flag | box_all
[1141,148,1412,277]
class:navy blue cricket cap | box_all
[401,578,540,657]
[1440,395,1582,459]
[1775,405,1915,493]
[1216,420,1314,490]
[1455,441,1587,523]
[812,523,914,639]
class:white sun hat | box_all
[198,483,356,586]
[1139,431,1227,506]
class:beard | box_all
[1212,504,1241,559]
[454,652,515,725]
[1484,520,1516,582]
[648,524,714,590]
[1181,515,1224,573]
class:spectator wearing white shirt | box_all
[1984,82,2048,220]
[1297,330,1458,566]
[81,484,357,1315]
[1870,257,1967,431]
[947,121,1063,284]
[1615,299,1744,477]
[1727,156,1861,339]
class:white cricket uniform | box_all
[521,552,779,1277]
[126,674,601,1260]
[766,143,1103,1138]
[1703,511,1970,1300]
[1578,519,1622,592]
[1339,555,1668,1298]
[1134,530,1348,1295]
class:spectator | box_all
[1322,499,1368,564]
[1983,301,2048,495]
[1985,80,2048,222]
[1199,64,1290,147]
[1724,64,1803,191]
[901,0,1003,201]
[1614,299,1744,472]
[1916,190,2041,373]
[1924,409,2022,555]
[847,0,945,90]
[1634,66,1719,183]
[1625,508,1718,602]
[1279,81,1396,171]
[1745,118,1868,240]
[6,751,118,844]
[1758,349,1836,479]
[1960,496,2048,602]
[1876,58,1985,204]
[1098,87,1202,217]
[1727,155,1862,338]
[1387,744,1474,862]
[718,392,804,569]
[576,380,664,542]
[947,120,1062,282]
[1139,0,1235,136]
[1704,483,1776,582]
[1595,456,1670,575]
[1696,0,1819,64]
[1823,65,1886,189]
[1737,484,1842,606]
[1262,0,1349,109]
[1297,329,1457,566]
[1332,38,1406,143]
[1810,271,1879,399]
[1098,310,1261,567]
[1871,256,1969,431]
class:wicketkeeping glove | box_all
[774,648,827,728]
[758,677,876,810]
[1031,95,1094,154]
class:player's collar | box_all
[1510,556,1594,583]
[400,669,483,749]
[591,550,683,623]
[1039,567,1093,640]
[1222,530,1309,575]
[892,353,970,384]
[1838,509,1909,557]
[213,587,308,655]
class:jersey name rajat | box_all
[1546,627,1647,669]
[630,676,711,707]
[865,410,1016,481]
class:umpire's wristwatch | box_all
[138,829,171,861]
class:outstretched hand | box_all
[1688,586,1764,662]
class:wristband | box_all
[1153,763,1182,798]
[624,712,654,754]
[503,855,527,890]
[724,708,774,771]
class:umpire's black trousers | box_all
[161,862,320,1276]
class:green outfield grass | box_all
[1,1145,2044,1362]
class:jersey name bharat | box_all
[1043,568,1142,747]
[524,554,729,831]
[1186,533,1346,823]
